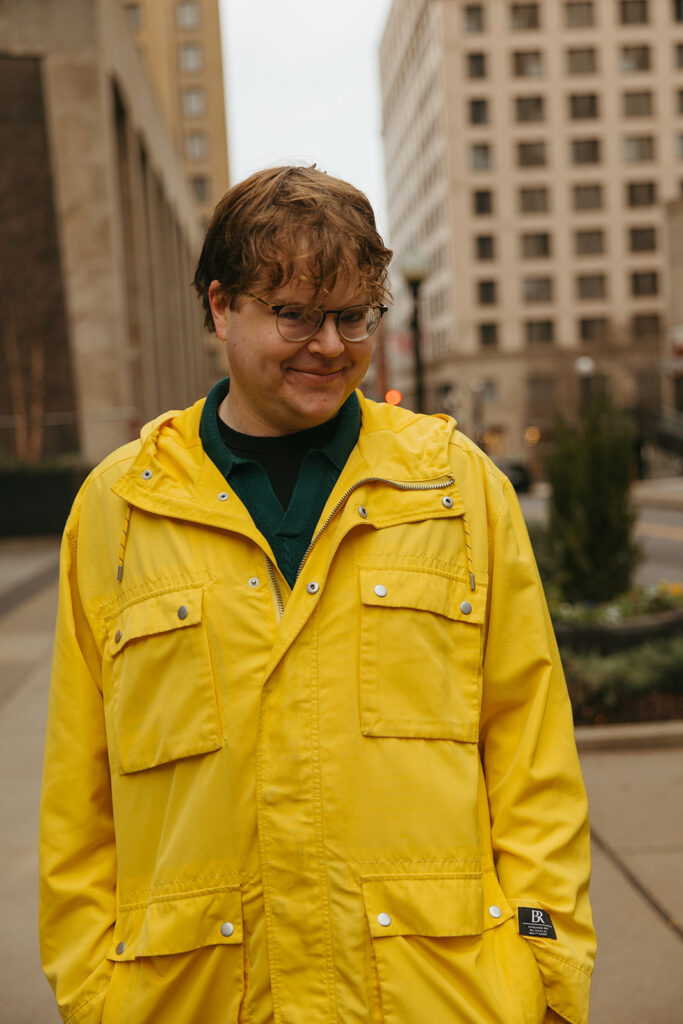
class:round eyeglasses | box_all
[248,293,388,343]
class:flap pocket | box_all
[108,887,243,961]
[359,568,486,624]
[361,872,512,939]
[109,585,204,656]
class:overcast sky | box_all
[219,0,395,237]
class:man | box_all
[39,165,595,1024]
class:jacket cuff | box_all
[536,947,592,1024]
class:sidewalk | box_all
[0,540,681,1023]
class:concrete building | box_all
[380,0,683,464]
[0,0,218,467]
[121,0,230,230]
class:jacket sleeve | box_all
[39,506,116,1024]
[479,476,596,1024]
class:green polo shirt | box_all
[199,377,361,588]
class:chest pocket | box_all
[358,567,486,741]
[106,584,222,774]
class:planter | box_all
[0,465,90,536]
[553,607,683,655]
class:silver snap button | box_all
[115,629,122,644]
[218,491,229,501]
[177,605,189,620]
[249,577,260,588]
[142,469,152,480]
[460,601,472,615]
[488,905,502,919]
[220,921,234,937]
[442,495,454,508]
[358,505,368,518]
[377,913,392,927]
[115,941,126,955]
[306,582,320,594]
[374,584,388,598]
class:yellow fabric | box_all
[39,392,595,1024]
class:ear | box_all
[208,280,229,341]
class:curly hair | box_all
[193,165,393,332]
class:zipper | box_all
[265,555,285,621]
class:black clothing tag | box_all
[518,907,557,939]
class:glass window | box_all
[620,46,651,72]
[678,134,683,158]
[479,323,498,346]
[571,138,601,163]
[468,53,487,78]
[179,43,203,73]
[677,44,683,69]
[527,375,556,407]
[177,1,200,29]
[519,186,550,212]
[464,4,485,31]
[513,51,544,76]
[577,274,607,299]
[478,280,497,304]
[632,313,661,336]
[523,277,553,302]
[573,183,603,209]
[473,189,493,214]
[184,131,208,161]
[181,87,206,117]
[579,317,609,341]
[575,229,605,254]
[629,226,656,251]
[627,181,656,205]
[631,271,658,295]
[526,320,554,344]
[518,141,547,166]
[619,1,648,24]
[570,93,599,118]
[677,90,683,114]
[516,96,545,121]
[190,176,209,202]
[565,2,594,27]
[124,3,141,31]
[476,235,496,259]
[471,143,493,170]
[469,98,489,124]
[522,232,552,258]
[510,3,540,29]
[623,91,653,116]
[675,1,683,23]
[623,136,655,161]
[567,48,597,74]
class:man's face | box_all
[208,277,375,436]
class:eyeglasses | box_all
[248,293,388,343]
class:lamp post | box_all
[401,250,429,413]
[574,355,596,417]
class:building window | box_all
[124,3,141,31]
[677,44,683,69]
[478,280,497,304]
[190,175,209,202]
[577,274,606,299]
[181,87,206,117]
[571,138,601,163]
[523,277,553,302]
[675,0,683,23]
[479,323,498,347]
[623,136,655,161]
[579,317,609,341]
[513,50,544,76]
[473,189,493,214]
[522,232,552,258]
[528,375,556,409]
[619,1,648,24]
[179,43,203,73]
[519,186,549,212]
[518,141,547,166]
[526,320,554,344]
[627,181,657,205]
[624,90,653,116]
[185,131,208,161]
[468,53,487,78]
[632,313,661,337]
[469,98,489,124]
[620,46,651,72]
[631,271,659,296]
[677,89,683,114]
[629,226,656,251]
[567,48,597,74]
[177,1,200,29]
[464,4,485,31]
[569,93,599,118]
[575,229,605,254]
[510,3,540,29]
[476,235,496,259]
[516,96,545,121]
[565,2,594,27]
[573,183,603,209]
[471,143,492,170]
[678,134,683,158]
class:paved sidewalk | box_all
[0,540,681,1023]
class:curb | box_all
[574,719,683,752]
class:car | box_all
[492,458,532,493]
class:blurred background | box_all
[0,1,682,1022]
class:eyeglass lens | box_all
[277,305,381,342]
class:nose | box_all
[306,312,346,356]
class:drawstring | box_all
[462,513,476,591]
[117,505,132,582]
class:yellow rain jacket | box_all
[39,393,595,1024]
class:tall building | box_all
[121,0,230,227]
[380,0,683,462]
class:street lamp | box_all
[401,249,429,413]
[574,355,596,416]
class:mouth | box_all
[288,366,345,382]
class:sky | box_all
[219,0,395,237]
